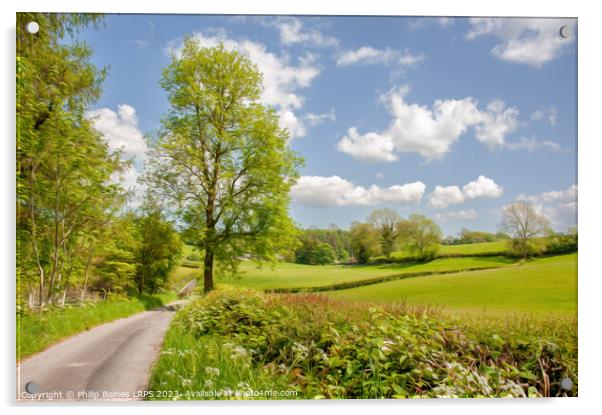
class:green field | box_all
[218,256,516,290]
[329,254,577,315]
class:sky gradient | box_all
[77,15,577,236]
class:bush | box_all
[295,239,336,265]
[150,289,577,399]
[545,233,578,255]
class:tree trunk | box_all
[203,243,215,293]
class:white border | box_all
[2,1,600,414]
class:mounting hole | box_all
[560,377,573,391]
[25,381,39,394]
[25,21,40,34]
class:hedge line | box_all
[264,265,507,294]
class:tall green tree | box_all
[349,222,381,264]
[17,13,129,306]
[133,211,182,294]
[368,208,401,259]
[147,40,301,292]
[398,214,442,259]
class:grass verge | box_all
[17,291,177,360]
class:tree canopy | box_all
[146,40,302,292]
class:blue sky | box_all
[78,15,577,236]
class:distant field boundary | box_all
[264,265,511,294]
[367,251,509,265]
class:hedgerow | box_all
[150,288,577,399]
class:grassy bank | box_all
[17,292,176,360]
[329,254,577,316]
[149,288,577,399]
[219,256,516,290]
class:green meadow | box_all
[329,254,577,316]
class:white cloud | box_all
[88,104,147,160]
[409,17,455,30]
[514,185,577,230]
[505,136,563,153]
[428,175,503,209]
[303,109,336,126]
[428,185,465,209]
[165,31,321,138]
[435,209,479,221]
[530,107,558,125]
[337,128,398,163]
[272,17,339,47]
[466,18,575,68]
[517,184,577,204]
[462,175,504,199]
[338,85,519,161]
[474,100,519,149]
[291,175,425,207]
[88,104,147,207]
[336,46,424,67]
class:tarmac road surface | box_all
[17,302,186,402]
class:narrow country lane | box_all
[17,303,184,401]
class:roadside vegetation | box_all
[18,292,176,360]
[149,289,577,399]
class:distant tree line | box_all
[293,209,444,265]
[442,229,510,245]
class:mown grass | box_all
[17,291,177,360]
[149,288,577,399]
[329,254,577,316]
[218,256,516,290]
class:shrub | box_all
[150,288,577,399]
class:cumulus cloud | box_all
[88,104,147,207]
[515,185,577,231]
[88,104,147,160]
[337,85,519,161]
[428,185,465,209]
[291,175,425,207]
[435,209,479,221]
[337,128,398,163]
[336,46,424,67]
[271,17,339,47]
[475,100,519,149]
[428,175,503,209]
[165,31,321,138]
[466,18,575,68]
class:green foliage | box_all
[16,12,136,307]
[150,289,576,399]
[295,236,336,265]
[398,214,442,259]
[132,210,183,293]
[147,40,302,292]
[368,208,401,259]
[294,227,352,263]
[544,231,578,255]
[349,222,381,264]
[442,228,502,245]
